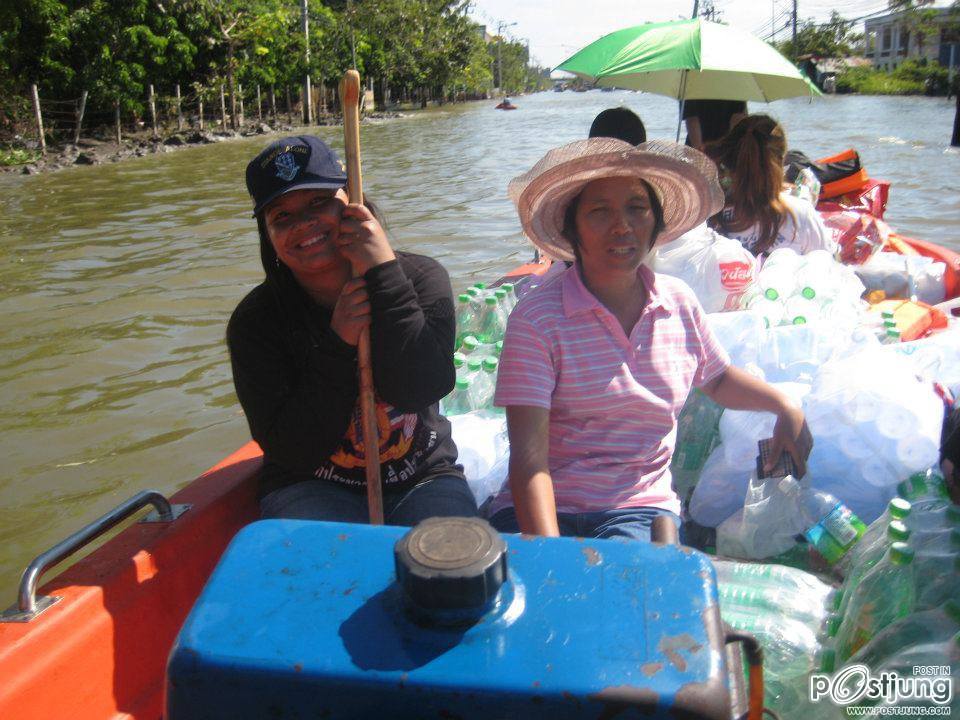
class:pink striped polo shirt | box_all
[492,264,730,516]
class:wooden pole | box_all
[198,95,204,131]
[340,69,383,525]
[73,90,88,146]
[114,100,122,145]
[148,83,158,137]
[30,84,46,153]
[175,83,183,131]
[269,86,277,122]
[219,84,227,129]
[256,84,262,122]
[238,83,245,127]
[286,86,293,123]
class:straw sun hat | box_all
[508,138,724,262]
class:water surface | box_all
[0,91,957,598]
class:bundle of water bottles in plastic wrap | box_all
[442,281,520,506]
[715,473,960,719]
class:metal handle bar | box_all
[5,490,188,621]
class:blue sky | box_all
[467,0,894,69]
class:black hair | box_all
[561,179,665,260]
[589,108,647,146]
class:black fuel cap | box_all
[394,517,508,611]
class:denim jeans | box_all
[488,505,681,543]
[260,475,478,527]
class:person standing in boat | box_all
[489,138,812,540]
[228,136,478,524]
[683,99,746,152]
[709,114,835,259]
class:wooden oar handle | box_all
[340,69,383,525]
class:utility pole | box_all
[692,0,699,18]
[792,0,799,54]
[301,0,312,125]
[496,21,517,96]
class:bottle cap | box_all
[484,296,497,306]
[887,520,910,543]
[452,352,465,368]
[801,287,816,300]
[467,358,482,371]
[472,282,487,290]
[501,283,514,292]
[764,288,779,301]
[881,310,895,319]
[888,497,912,520]
[481,357,498,372]
[792,316,807,325]
[455,377,470,390]
[883,319,897,328]
[461,336,479,352]
[885,329,901,340]
[495,289,507,300]
[889,542,914,565]
[457,293,471,303]
[394,517,507,612]
[466,287,480,297]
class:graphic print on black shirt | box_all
[317,395,439,489]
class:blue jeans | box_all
[260,475,478,526]
[489,506,681,543]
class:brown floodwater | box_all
[0,91,958,601]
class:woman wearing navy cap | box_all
[228,136,478,524]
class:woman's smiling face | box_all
[573,177,657,278]
[263,187,350,276]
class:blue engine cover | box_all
[166,520,731,719]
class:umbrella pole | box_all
[676,70,688,143]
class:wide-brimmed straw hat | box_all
[508,138,724,262]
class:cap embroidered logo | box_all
[275,152,300,181]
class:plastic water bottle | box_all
[745,295,784,328]
[713,560,835,600]
[500,283,518,312]
[477,296,506,344]
[442,378,474,416]
[757,265,796,302]
[671,389,724,501]
[783,296,820,325]
[916,555,960,610]
[798,484,868,565]
[453,352,466,379]
[475,357,500,412]
[849,599,960,668]
[835,542,915,661]
[840,498,911,573]
[898,469,950,504]
[460,335,480,356]
[494,340,503,357]
[791,167,822,206]
[881,328,902,345]
[836,520,910,618]
[867,634,960,711]
[718,582,830,625]
[455,293,476,347]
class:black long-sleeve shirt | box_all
[227,252,463,498]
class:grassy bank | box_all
[837,60,952,96]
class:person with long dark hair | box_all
[227,136,477,524]
[709,114,835,259]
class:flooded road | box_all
[0,90,957,596]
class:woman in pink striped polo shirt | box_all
[490,138,812,541]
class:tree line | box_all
[1,1,548,140]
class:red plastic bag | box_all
[820,211,890,265]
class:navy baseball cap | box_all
[246,136,348,215]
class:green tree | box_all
[775,11,863,59]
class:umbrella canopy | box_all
[557,18,820,103]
